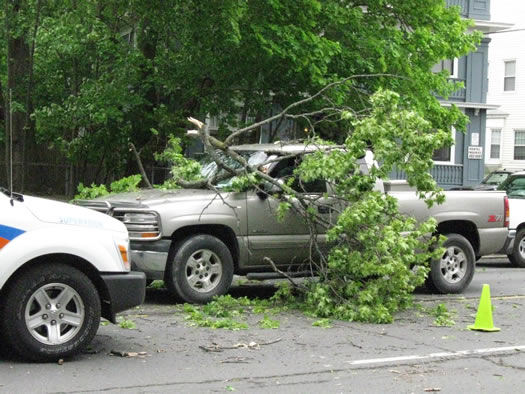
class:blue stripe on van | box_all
[0,224,25,241]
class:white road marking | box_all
[346,345,525,366]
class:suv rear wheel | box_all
[426,233,475,294]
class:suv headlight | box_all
[112,210,161,241]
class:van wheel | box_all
[426,233,475,294]
[508,228,525,268]
[165,235,234,304]
[2,263,101,362]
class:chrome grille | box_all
[74,200,161,241]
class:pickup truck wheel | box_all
[508,228,525,268]
[426,233,475,294]
[1,263,101,362]
[166,235,234,304]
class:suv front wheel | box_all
[165,235,234,304]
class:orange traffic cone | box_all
[468,284,500,332]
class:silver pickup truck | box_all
[76,144,513,303]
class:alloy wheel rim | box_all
[185,249,223,293]
[25,283,85,345]
[518,237,525,259]
[439,246,467,284]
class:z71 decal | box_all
[488,215,503,223]
[0,224,26,249]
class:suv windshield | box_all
[199,151,270,188]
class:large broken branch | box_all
[223,73,402,146]
[128,142,153,188]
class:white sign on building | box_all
[468,146,483,160]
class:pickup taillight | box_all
[504,195,510,228]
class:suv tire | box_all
[508,228,525,268]
[165,235,234,304]
[426,233,475,294]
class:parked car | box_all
[473,169,515,190]
[0,186,146,361]
[497,171,525,267]
[75,144,512,303]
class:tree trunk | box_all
[0,77,6,184]
[21,0,41,193]
[124,16,159,178]
[4,0,10,185]
[5,0,31,192]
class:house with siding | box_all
[392,0,510,189]
[485,0,525,173]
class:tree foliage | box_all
[178,88,447,323]
[1,0,479,190]
[292,90,446,322]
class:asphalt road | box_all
[1,256,524,393]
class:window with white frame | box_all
[208,115,219,130]
[490,129,501,159]
[504,60,516,92]
[432,58,458,78]
[514,130,525,160]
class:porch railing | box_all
[390,164,464,188]
[448,78,466,100]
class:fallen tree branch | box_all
[220,357,251,364]
[199,339,283,353]
[263,257,302,288]
[128,142,153,188]
[223,73,404,146]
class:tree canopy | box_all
[1,0,479,192]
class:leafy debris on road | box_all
[118,317,137,329]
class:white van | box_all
[0,187,146,361]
